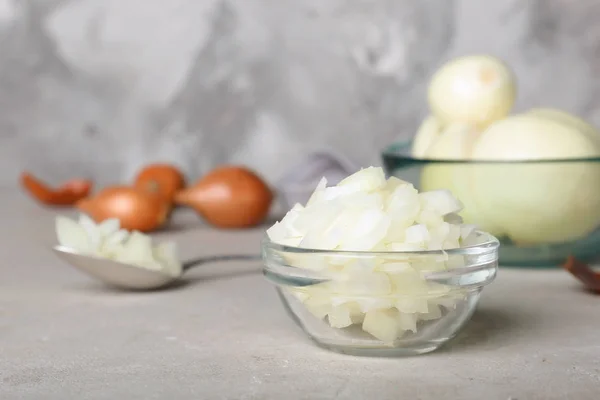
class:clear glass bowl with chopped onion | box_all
[262,231,499,357]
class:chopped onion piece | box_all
[291,289,310,302]
[266,221,286,242]
[118,231,160,269]
[153,241,183,277]
[338,166,386,193]
[384,176,409,192]
[404,224,430,244]
[105,229,129,247]
[304,296,331,320]
[340,272,392,296]
[444,213,464,224]
[78,213,102,251]
[363,309,405,343]
[419,304,443,321]
[97,218,120,237]
[348,302,366,324]
[328,306,353,328]
[386,184,420,223]
[396,297,429,314]
[343,257,380,274]
[397,312,418,332]
[56,216,91,252]
[388,242,425,252]
[306,177,327,207]
[419,189,464,216]
[358,297,394,313]
[277,237,303,247]
[416,209,445,228]
[380,262,412,273]
[460,224,477,241]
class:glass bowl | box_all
[262,231,499,357]
[382,140,600,267]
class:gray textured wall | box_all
[3,0,600,188]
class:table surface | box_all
[1,189,599,400]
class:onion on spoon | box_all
[55,214,182,276]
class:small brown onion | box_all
[134,163,186,203]
[77,186,169,232]
[174,166,273,228]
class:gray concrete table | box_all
[1,189,599,400]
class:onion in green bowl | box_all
[394,54,600,266]
[417,113,600,245]
[466,114,600,245]
[382,141,600,267]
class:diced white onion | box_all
[55,215,182,276]
[267,167,476,341]
[404,224,430,244]
[419,189,464,216]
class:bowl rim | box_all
[382,140,600,164]
[262,230,499,257]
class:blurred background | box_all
[2,0,599,188]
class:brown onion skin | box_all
[563,255,600,293]
[20,172,93,206]
[76,186,169,232]
[134,163,186,204]
[174,166,273,229]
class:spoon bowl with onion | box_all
[52,245,261,290]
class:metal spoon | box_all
[52,245,261,290]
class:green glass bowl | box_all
[381,141,600,267]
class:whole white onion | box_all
[468,114,600,244]
[428,55,516,128]
[418,54,600,244]
[419,124,505,233]
[425,123,479,160]
[528,108,600,145]
[472,114,600,160]
[411,116,442,158]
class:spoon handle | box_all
[182,254,261,271]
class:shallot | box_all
[175,166,273,228]
[76,186,169,232]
